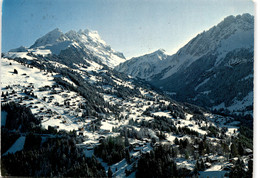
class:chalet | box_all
[99,136,105,140]
[78,127,85,131]
[50,90,57,94]
[99,129,110,134]
[39,85,51,91]
[62,94,68,98]
[78,131,84,136]
[209,156,225,163]
[205,162,211,168]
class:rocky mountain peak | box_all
[30,28,64,48]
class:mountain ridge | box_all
[115,48,169,79]
[8,28,126,68]
[115,13,254,115]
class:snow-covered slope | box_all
[116,13,254,115]
[115,49,169,80]
[160,13,254,80]
[64,29,126,67]
[7,28,126,68]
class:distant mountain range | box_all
[116,13,254,115]
[8,28,126,68]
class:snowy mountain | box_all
[115,49,169,80]
[30,28,66,49]
[9,46,29,52]
[7,28,126,68]
[116,13,254,115]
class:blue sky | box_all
[2,0,254,58]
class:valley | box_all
[1,13,254,178]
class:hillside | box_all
[116,14,254,116]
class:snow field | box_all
[1,57,247,177]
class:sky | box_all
[1,0,254,58]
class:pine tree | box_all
[194,160,200,173]
[231,143,238,157]
[124,168,129,176]
[200,160,205,171]
[125,149,131,163]
[174,138,179,145]
[108,167,113,178]
[125,136,130,147]
[230,159,246,178]
[247,159,253,177]
[238,142,244,156]
[198,141,204,155]
[14,69,18,74]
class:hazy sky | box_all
[2,0,254,58]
